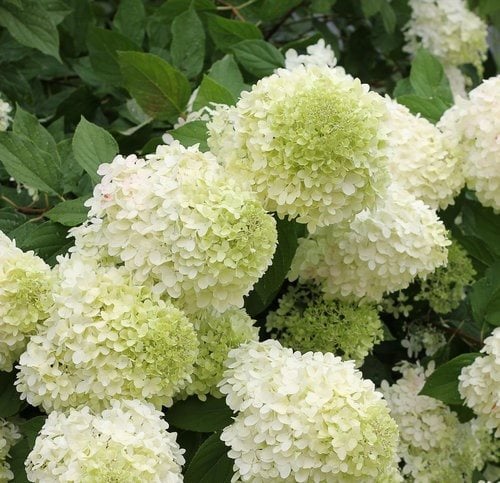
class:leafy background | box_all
[0,0,499,480]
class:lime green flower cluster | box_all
[266,284,383,366]
[417,241,476,314]
[178,307,259,400]
[0,419,20,482]
[0,231,53,372]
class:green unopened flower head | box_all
[266,284,383,366]
[0,231,53,372]
[208,65,390,231]
[178,307,259,400]
[417,240,476,314]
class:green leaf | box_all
[380,1,396,33]
[72,117,118,184]
[207,15,262,52]
[208,54,245,99]
[11,221,71,265]
[169,120,209,151]
[396,94,448,123]
[113,0,146,46]
[470,262,500,327]
[166,396,234,432]
[0,209,28,234]
[19,416,46,448]
[245,217,306,317]
[419,353,480,405]
[256,0,303,20]
[46,197,90,227]
[0,0,61,61]
[0,372,22,418]
[39,0,72,24]
[87,27,141,85]
[184,433,233,483]
[231,39,285,77]
[410,49,445,98]
[193,76,236,111]
[171,8,206,79]
[118,51,191,122]
[0,132,62,195]
[361,0,382,17]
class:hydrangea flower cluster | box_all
[416,240,476,314]
[178,307,259,400]
[459,327,500,436]
[384,98,463,210]
[72,142,277,312]
[0,96,11,131]
[219,340,401,482]
[381,363,492,481]
[404,0,488,72]
[16,255,199,412]
[289,184,450,302]
[26,400,184,482]
[207,64,390,231]
[284,39,337,70]
[0,419,20,482]
[266,284,383,366]
[0,231,53,372]
[401,323,447,358]
[438,76,500,212]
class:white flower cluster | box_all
[404,0,488,72]
[208,64,390,231]
[219,340,401,482]
[0,419,20,482]
[381,363,492,482]
[16,255,199,412]
[401,323,447,358]
[284,39,337,70]
[384,98,463,209]
[459,327,500,436]
[26,400,184,482]
[72,142,277,312]
[0,231,53,372]
[439,76,500,212]
[0,96,11,131]
[289,184,450,303]
[178,307,259,400]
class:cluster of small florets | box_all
[0,419,20,482]
[25,400,184,482]
[208,64,390,231]
[384,98,463,210]
[219,340,401,482]
[379,291,414,320]
[266,284,383,366]
[0,96,11,131]
[404,0,488,72]
[381,363,492,481]
[439,76,500,212]
[178,307,259,400]
[416,240,476,314]
[289,184,450,303]
[73,142,277,312]
[284,39,337,70]
[459,328,500,436]
[16,255,199,412]
[0,231,53,372]
[401,323,447,358]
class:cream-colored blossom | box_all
[289,184,450,303]
[284,39,337,70]
[219,340,401,482]
[0,231,53,372]
[26,400,184,482]
[208,64,390,231]
[459,328,500,436]
[16,255,198,412]
[404,0,488,72]
[71,142,277,312]
[381,363,492,481]
[438,76,500,212]
[0,97,11,131]
[0,420,20,482]
[266,284,383,366]
[401,323,447,358]
[384,98,463,210]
